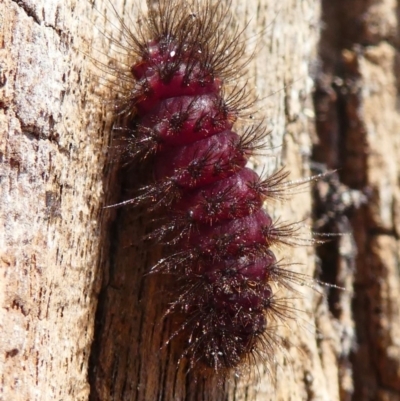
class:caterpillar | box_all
[94,0,321,380]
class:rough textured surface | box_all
[2,0,399,400]
[0,1,111,400]
[314,1,400,400]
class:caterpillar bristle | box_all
[93,0,329,381]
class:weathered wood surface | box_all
[1,0,399,400]
[315,1,400,400]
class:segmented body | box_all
[120,0,296,371]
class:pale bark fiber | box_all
[0,0,399,401]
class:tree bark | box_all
[314,1,400,400]
[1,0,399,401]
[0,1,110,400]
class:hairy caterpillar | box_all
[90,0,326,388]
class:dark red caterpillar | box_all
[111,0,306,373]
